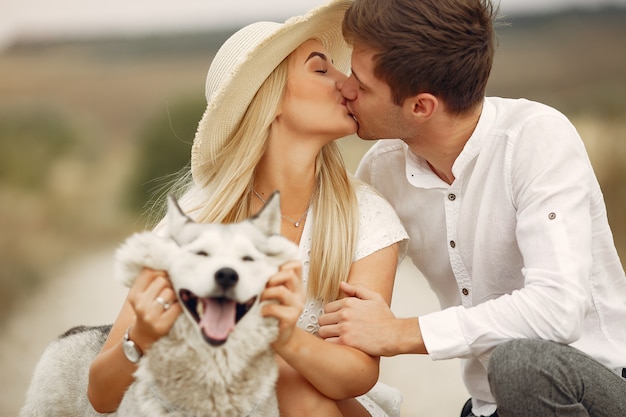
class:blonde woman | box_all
[88,1,408,416]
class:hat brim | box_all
[191,0,352,183]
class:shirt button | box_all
[450,240,456,248]
[462,288,469,296]
[448,193,456,201]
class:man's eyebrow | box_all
[305,51,328,63]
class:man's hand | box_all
[318,281,426,356]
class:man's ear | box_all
[403,92,438,122]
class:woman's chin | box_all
[336,128,358,139]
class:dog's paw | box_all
[115,232,179,287]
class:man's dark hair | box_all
[343,0,497,114]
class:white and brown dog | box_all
[21,193,297,417]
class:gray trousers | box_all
[488,339,626,417]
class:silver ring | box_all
[156,296,171,310]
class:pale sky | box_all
[1,0,625,48]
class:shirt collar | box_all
[405,98,496,189]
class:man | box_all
[318,0,626,415]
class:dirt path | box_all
[1,254,468,417]
[0,250,127,416]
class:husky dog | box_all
[21,193,298,417]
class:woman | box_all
[87,1,408,416]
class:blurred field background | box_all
[0,7,625,415]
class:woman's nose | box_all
[335,71,348,87]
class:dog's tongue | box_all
[199,298,236,341]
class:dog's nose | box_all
[215,267,238,289]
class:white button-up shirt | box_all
[356,97,626,414]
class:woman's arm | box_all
[267,243,399,400]
[87,269,181,413]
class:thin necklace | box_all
[253,189,310,228]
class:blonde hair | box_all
[167,53,358,304]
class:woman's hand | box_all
[88,268,183,413]
[261,261,305,348]
[126,268,182,352]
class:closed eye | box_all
[242,256,254,262]
[196,251,209,257]
[306,52,328,75]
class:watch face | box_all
[123,340,141,363]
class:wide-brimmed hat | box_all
[191,0,353,183]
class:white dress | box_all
[296,183,409,417]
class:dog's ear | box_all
[167,194,195,244]
[250,191,282,236]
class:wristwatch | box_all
[122,326,143,363]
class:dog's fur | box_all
[21,193,298,417]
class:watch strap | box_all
[122,326,143,363]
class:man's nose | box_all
[338,75,357,101]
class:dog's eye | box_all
[242,256,254,262]
[196,251,209,257]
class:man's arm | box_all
[318,282,428,356]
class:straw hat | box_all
[191,0,353,183]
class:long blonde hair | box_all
[168,54,358,304]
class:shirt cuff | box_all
[419,306,470,360]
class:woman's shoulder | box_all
[351,178,409,262]
[353,179,395,213]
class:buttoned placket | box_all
[444,185,473,307]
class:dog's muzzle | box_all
[179,267,257,346]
